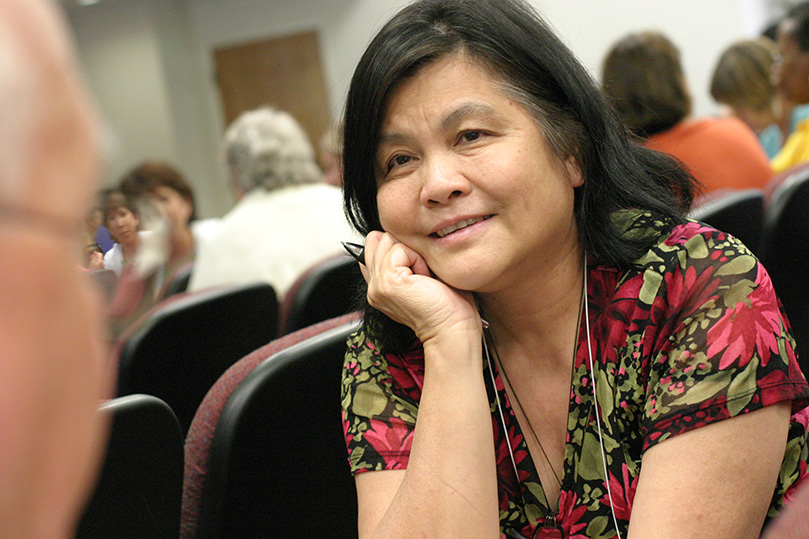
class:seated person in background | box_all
[710,37,792,158]
[189,106,350,297]
[0,0,111,535]
[81,197,107,253]
[118,161,210,293]
[340,0,809,537]
[101,190,142,276]
[89,188,115,253]
[772,2,809,174]
[81,190,114,271]
[602,31,773,196]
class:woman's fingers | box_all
[360,232,480,341]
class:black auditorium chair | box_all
[115,281,279,433]
[688,188,765,256]
[761,165,809,376]
[277,253,363,336]
[181,313,361,539]
[75,394,183,539]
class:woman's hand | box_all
[87,250,104,271]
[354,231,500,539]
[360,231,481,345]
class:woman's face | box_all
[777,21,809,105]
[153,185,192,232]
[106,206,139,245]
[374,54,583,293]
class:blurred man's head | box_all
[0,0,100,229]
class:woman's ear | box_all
[565,157,584,188]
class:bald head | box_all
[0,0,100,230]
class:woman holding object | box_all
[340,1,809,537]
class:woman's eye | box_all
[387,154,411,171]
[460,130,482,142]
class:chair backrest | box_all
[75,394,183,539]
[115,281,279,433]
[181,313,361,539]
[687,188,765,255]
[764,161,809,202]
[278,254,363,336]
[761,166,809,372]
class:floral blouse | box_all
[341,210,809,538]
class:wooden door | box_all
[214,31,330,149]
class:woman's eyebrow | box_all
[378,132,409,147]
[377,102,501,148]
[441,102,499,130]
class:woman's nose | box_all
[419,155,471,206]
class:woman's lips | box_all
[433,215,492,238]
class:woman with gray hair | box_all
[189,106,350,297]
[223,106,324,199]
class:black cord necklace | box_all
[484,285,584,491]
[481,252,624,539]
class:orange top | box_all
[646,117,772,194]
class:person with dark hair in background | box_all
[0,0,111,535]
[772,2,809,174]
[189,105,350,297]
[101,190,142,276]
[339,1,808,537]
[118,161,211,291]
[81,188,114,269]
[602,31,773,196]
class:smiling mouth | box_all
[433,215,492,238]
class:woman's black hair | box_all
[342,0,695,350]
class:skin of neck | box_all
[120,234,140,259]
[476,238,585,365]
[169,226,194,264]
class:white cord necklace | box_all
[480,252,623,539]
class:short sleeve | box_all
[341,327,424,474]
[641,223,809,450]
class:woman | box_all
[102,190,141,276]
[772,2,809,174]
[710,37,789,159]
[601,31,772,195]
[339,1,809,538]
[119,161,199,293]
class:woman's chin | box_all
[432,265,495,294]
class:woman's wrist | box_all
[421,326,483,372]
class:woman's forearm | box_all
[365,331,500,538]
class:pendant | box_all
[535,528,563,538]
